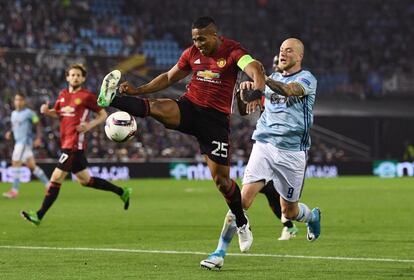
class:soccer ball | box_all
[105,111,137,142]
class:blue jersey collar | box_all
[282,69,303,77]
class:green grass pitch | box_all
[0,177,413,279]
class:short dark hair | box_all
[192,16,216,29]
[66,63,87,77]
[15,92,26,99]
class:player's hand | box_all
[240,81,255,94]
[76,122,90,133]
[40,102,50,114]
[119,81,138,95]
[240,81,263,104]
[33,137,42,148]
[246,99,263,114]
[5,131,12,140]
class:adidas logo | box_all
[194,58,201,64]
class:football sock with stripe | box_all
[296,202,315,223]
[111,96,150,118]
[213,210,237,257]
[11,167,22,191]
[37,182,61,219]
[84,177,123,196]
[33,166,49,187]
[259,181,294,228]
[221,180,247,227]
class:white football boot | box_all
[237,220,253,252]
[200,254,224,270]
[97,69,121,107]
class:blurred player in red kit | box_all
[21,64,131,226]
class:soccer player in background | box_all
[98,16,266,251]
[2,93,49,199]
[21,64,131,225]
[200,38,321,270]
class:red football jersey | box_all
[54,88,102,150]
[177,36,248,114]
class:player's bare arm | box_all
[40,102,59,118]
[119,65,190,96]
[5,130,12,140]
[76,108,108,133]
[33,119,42,148]
[265,76,305,97]
[235,90,248,116]
[243,60,266,92]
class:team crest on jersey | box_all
[216,58,226,68]
[74,98,82,105]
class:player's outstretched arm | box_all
[265,76,304,97]
[119,65,190,96]
[242,60,266,93]
[33,117,43,148]
[76,109,108,133]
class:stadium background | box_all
[0,0,413,178]
[1,1,414,279]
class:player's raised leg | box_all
[75,169,132,210]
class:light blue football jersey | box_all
[11,108,39,145]
[252,69,317,151]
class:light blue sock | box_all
[11,167,21,191]
[33,166,49,187]
[213,210,237,257]
[296,203,315,223]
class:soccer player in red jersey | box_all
[21,64,131,226]
[98,16,265,250]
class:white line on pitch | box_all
[0,245,413,263]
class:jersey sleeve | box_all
[177,47,192,71]
[86,93,103,113]
[231,45,249,70]
[293,72,317,96]
[54,93,62,114]
[29,110,40,124]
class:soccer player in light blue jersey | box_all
[3,93,49,199]
[201,38,321,270]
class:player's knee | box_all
[241,190,254,210]
[78,178,90,186]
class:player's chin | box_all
[199,49,209,56]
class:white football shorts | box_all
[12,143,34,162]
[243,141,307,202]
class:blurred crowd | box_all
[1,0,413,97]
[1,0,412,162]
